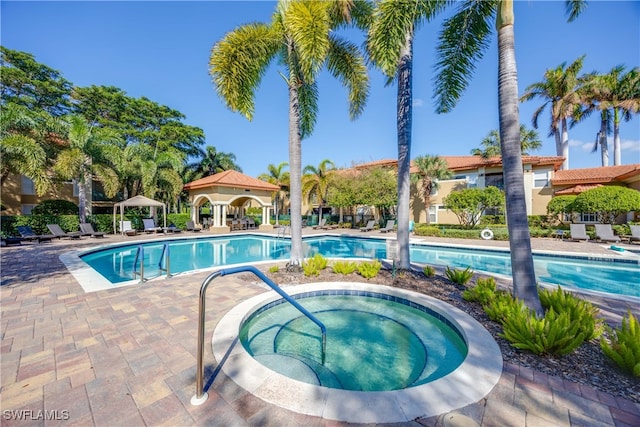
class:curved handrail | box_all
[191,265,326,406]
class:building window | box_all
[428,205,438,223]
[579,212,598,223]
[21,176,35,195]
[534,171,549,188]
[21,204,36,215]
[466,174,478,188]
[485,173,504,190]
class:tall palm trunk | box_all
[288,74,304,267]
[598,112,609,166]
[497,1,543,315]
[396,29,413,270]
[560,118,570,170]
[613,107,621,165]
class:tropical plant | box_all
[209,0,370,267]
[600,311,640,377]
[357,259,382,279]
[539,286,604,341]
[579,66,640,166]
[434,0,586,314]
[444,266,474,285]
[422,265,435,277]
[471,124,542,158]
[411,155,452,225]
[302,253,329,277]
[258,162,290,225]
[53,115,121,222]
[302,159,336,217]
[188,146,242,178]
[520,56,590,170]
[546,195,577,220]
[331,260,358,275]
[462,276,497,306]
[572,185,640,224]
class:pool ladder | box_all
[132,243,171,283]
[191,265,326,406]
[276,225,290,238]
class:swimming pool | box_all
[75,234,640,297]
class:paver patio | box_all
[1,230,639,426]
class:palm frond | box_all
[565,0,588,22]
[326,35,369,119]
[434,0,496,113]
[209,23,282,120]
[297,81,319,139]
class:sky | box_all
[2,0,639,178]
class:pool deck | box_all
[1,229,639,426]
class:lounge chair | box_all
[629,225,640,244]
[47,224,82,240]
[245,218,256,229]
[164,223,182,233]
[185,220,201,232]
[16,225,55,243]
[120,221,137,236]
[594,224,621,243]
[379,220,395,233]
[312,218,327,230]
[80,223,106,238]
[360,220,375,232]
[569,224,589,242]
[1,236,22,246]
[142,218,163,234]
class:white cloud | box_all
[620,139,640,152]
[568,139,594,151]
[412,98,424,108]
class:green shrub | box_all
[600,311,640,377]
[462,277,497,305]
[269,265,279,273]
[539,286,604,340]
[32,199,78,215]
[445,266,474,285]
[484,292,523,323]
[332,260,357,275]
[357,260,382,279]
[480,215,505,225]
[302,254,328,277]
[413,225,442,237]
[500,307,588,356]
[422,265,435,277]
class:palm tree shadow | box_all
[203,336,239,394]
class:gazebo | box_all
[113,195,166,234]
[183,170,279,233]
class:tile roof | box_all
[347,156,566,173]
[554,184,604,195]
[552,164,640,185]
[183,170,280,192]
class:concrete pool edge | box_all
[211,282,503,423]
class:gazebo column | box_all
[210,202,230,234]
[259,205,273,232]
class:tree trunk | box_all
[598,117,609,167]
[288,76,304,267]
[396,29,414,270]
[613,107,621,165]
[560,118,569,170]
[496,3,543,315]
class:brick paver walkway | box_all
[1,231,638,426]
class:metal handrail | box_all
[191,265,326,406]
[132,245,144,283]
[158,243,170,278]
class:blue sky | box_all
[2,1,639,178]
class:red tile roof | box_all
[552,164,640,185]
[554,184,603,195]
[183,170,280,192]
[347,156,566,173]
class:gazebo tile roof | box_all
[184,170,280,192]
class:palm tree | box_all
[581,66,640,166]
[188,146,242,178]
[434,0,586,314]
[0,103,51,194]
[302,159,335,219]
[258,162,290,226]
[209,0,369,266]
[367,0,447,270]
[411,155,452,225]
[520,55,590,170]
[54,115,121,222]
[471,124,542,158]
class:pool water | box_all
[240,292,467,391]
[79,235,640,297]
